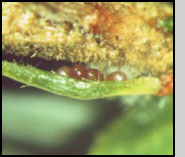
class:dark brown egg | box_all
[85,68,105,81]
[72,64,86,79]
[106,71,127,82]
[57,66,75,78]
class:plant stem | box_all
[2,61,161,100]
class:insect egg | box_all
[85,68,105,81]
[106,71,127,82]
[57,66,75,78]
[72,64,86,79]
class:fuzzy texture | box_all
[2,2,173,76]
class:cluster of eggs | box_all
[57,64,127,82]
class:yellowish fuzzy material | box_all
[2,2,173,76]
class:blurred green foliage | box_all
[2,86,103,154]
[88,96,173,155]
[2,85,173,155]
